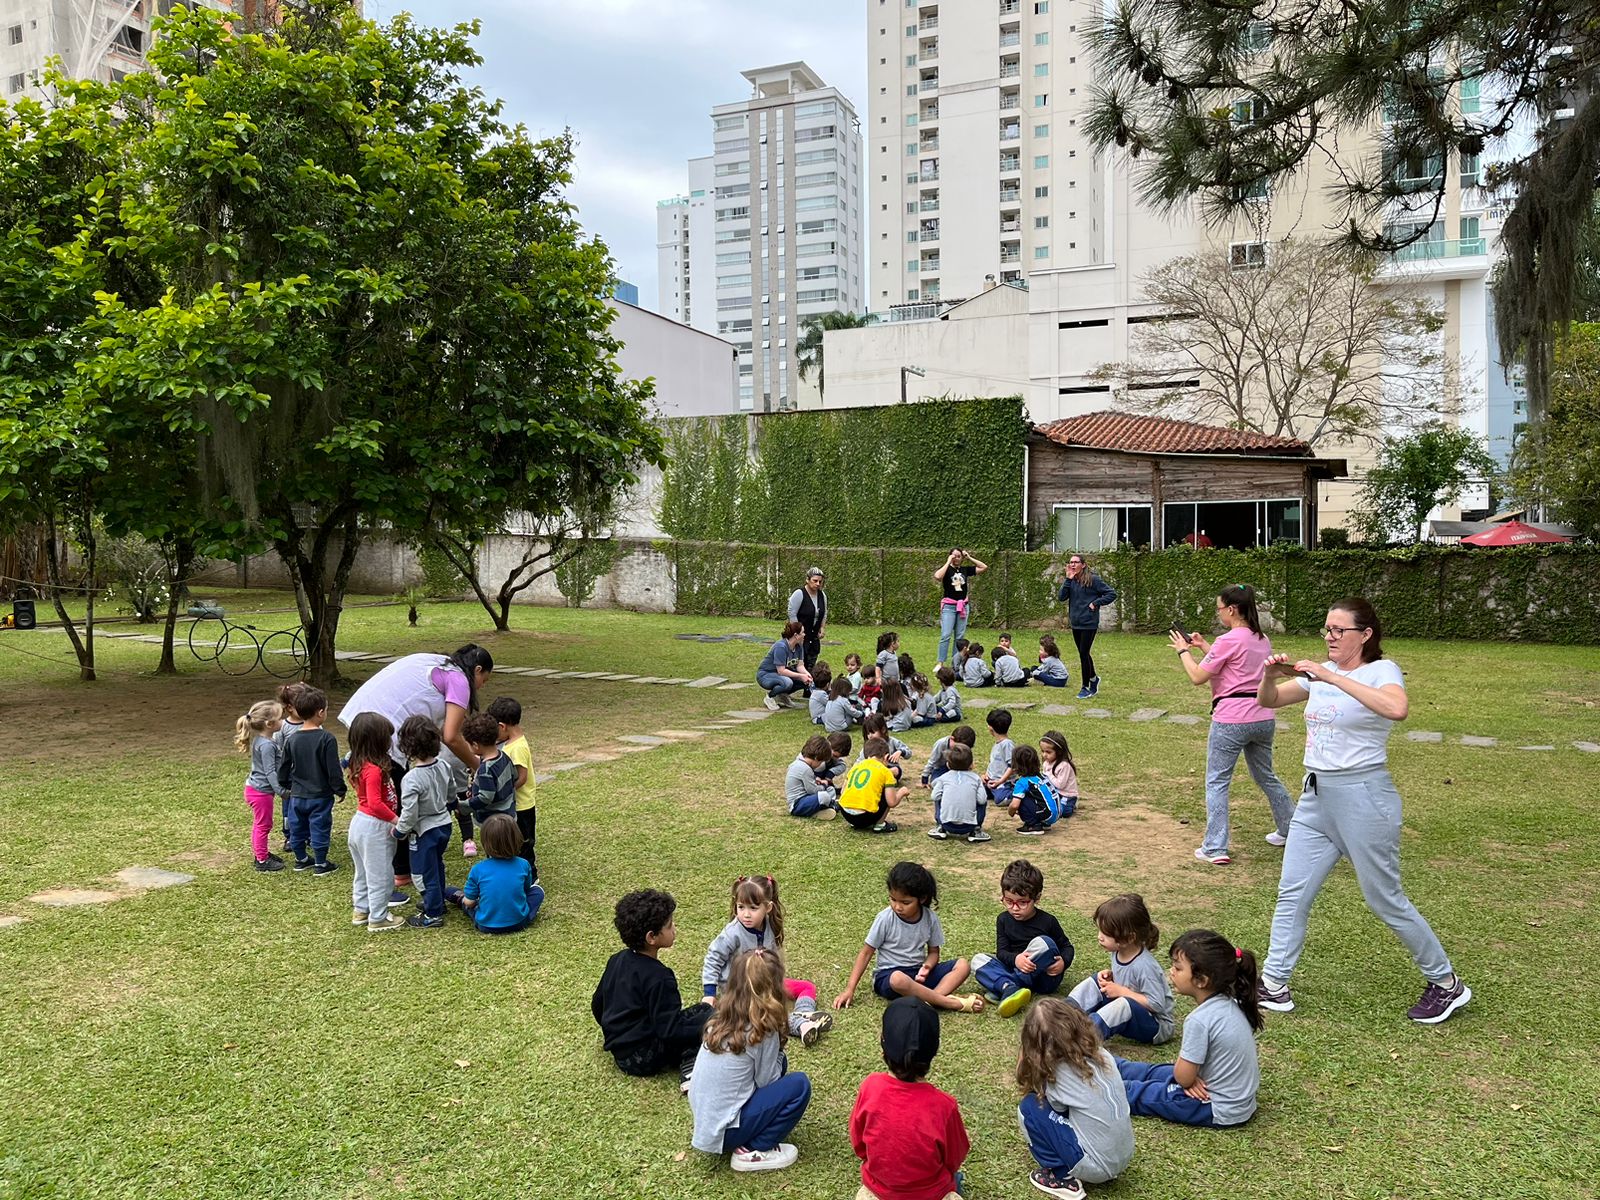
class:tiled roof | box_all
[1032,411,1313,457]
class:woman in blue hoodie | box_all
[1057,555,1117,699]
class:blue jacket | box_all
[1057,572,1117,630]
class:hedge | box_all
[658,540,1600,644]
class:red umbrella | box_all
[1460,519,1571,546]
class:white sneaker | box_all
[762,694,782,711]
[1265,830,1288,847]
[731,1143,798,1172]
[1194,847,1232,865]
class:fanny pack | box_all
[1211,689,1259,713]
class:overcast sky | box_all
[366,0,867,310]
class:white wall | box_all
[610,299,740,418]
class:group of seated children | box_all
[957,633,1072,689]
[784,706,1081,841]
[813,639,963,734]
[591,861,1264,1195]
[234,688,542,934]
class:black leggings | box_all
[1073,627,1098,681]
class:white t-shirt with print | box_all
[1302,658,1404,772]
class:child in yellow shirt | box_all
[839,738,911,834]
[489,696,538,885]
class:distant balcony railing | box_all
[999,32,1020,47]
[999,188,1021,202]
[921,138,940,151]
[999,156,1021,171]
[999,63,1020,78]
[1391,236,1487,263]
[921,198,940,211]
[921,169,941,181]
[920,78,940,91]
[1001,125,1020,140]
[921,106,940,121]
[922,258,942,272]
[999,96,1020,110]
[1000,220,1021,232]
[999,251,1021,263]
[920,48,939,61]
[921,222,941,239]
[999,0,1020,13]
[919,15,939,30]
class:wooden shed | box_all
[1026,412,1347,550]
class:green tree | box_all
[1084,0,1597,414]
[1350,425,1498,544]
[58,3,658,683]
[796,310,876,402]
[1510,324,1600,541]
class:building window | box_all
[1035,94,1049,107]
[1229,241,1268,269]
[908,231,920,243]
[906,114,918,126]
[1035,0,1049,11]
[1232,96,1267,127]
[1459,76,1481,114]
[1034,155,1049,168]
[1050,505,1151,552]
[1035,123,1049,137]
[1035,185,1049,197]
[907,143,918,156]
[1460,151,1480,187]
[6,24,21,45]
[906,54,917,66]
[908,259,920,272]
[1035,216,1050,228]
[6,73,23,94]
[1035,32,1049,44]
[1034,244,1050,258]
[1034,63,1049,76]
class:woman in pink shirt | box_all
[1170,584,1295,866]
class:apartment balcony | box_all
[1000,218,1022,232]
[999,187,1021,204]
[922,258,942,273]
[919,15,939,30]
[1376,236,1490,281]
[1001,124,1020,140]
[920,220,941,240]
[920,169,941,182]
[999,62,1021,79]
[999,95,1021,111]
[920,104,940,122]
[999,32,1020,47]
[920,77,940,92]
[999,155,1021,172]
[920,138,941,151]
[999,0,1020,13]
[999,251,1022,264]
[920,46,939,61]
[921,198,941,211]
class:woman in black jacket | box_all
[1056,554,1117,698]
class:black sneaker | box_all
[679,1061,695,1094]
[1030,1168,1085,1198]
[1017,824,1046,836]
[967,829,993,843]
[1407,977,1471,1024]
[254,856,286,873]
[312,861,340,876]
[406,913,444,929]
[869,820,899,834]
[1257,979,1295,1012]
[293,857,314,872]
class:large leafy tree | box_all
[1085,0,1598,413]
[1350,424,1498,543]
[63,3,658,683]
[1510,323,1600,540]
[1092,238,1447,448]
[796,310,877,402]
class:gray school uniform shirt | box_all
[922,735,952,779]
[1180,995,1259,1125]
[932,770,985,826]
[876,649,900,683]
[271,719,302,795]
[1037,1054,1135,1183]
[962,657,993,686]
[824,696,862,733]
[784,755,833,812]
[913,689,938,721]
[246,735,281,794]
[702,917,777,994]
[886,705,915,732]
[689,1031,786,1153]
[394,759,453,838]
[933,686,962,719]
[994,652,1026,684]
[808,688,828,723]
[1111,947,1176,1042]
[1035,655,1069,683]
[866,904,945,971]
[986,737,1015,780]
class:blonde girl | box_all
[235,701,285,872]
[1016,998,1134,1197]
[1039,731,1079,818]
[701,876,833,1046]
[688,948,814,1173]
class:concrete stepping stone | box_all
[115,866,195,891]
[1573,741,1600,753]
[572,671,612,679]
[1405,731,1444,743]
[0,915,25,930]
[700,721,748,729]
[534,771,557,784]
[553,671,591,679]
[1166,714,1202,725]
[1041,705,1076,716]
[652,730,708,740]
[575,751,623,763]
[617,734,670,746]
[630,676,665,684]
[522,668,559,677]
[1460,735,1498,747]
[1517,745,1555,751]
[27,888,122,907]
[964,697,994,709]
[725,710,775,720]
[1008,701,1036,710]
[717,682,754,690]
[600,673,639,681]
[615,745,659,753]
[493,666,536,675]
[1081,708,1113,719]
[656,677,693,685]
[684,675,729,688]
[1128,708,1168,722]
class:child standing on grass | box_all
[932,665,963,722]
[702,876,833,1046]
[487,696,537,885]
[392,715,453,929]
[1034,636,1071,688]
[1115,930,1262,1128]
[809,662,833,724]
[461,813,545,934]
[272,682,309,851]
[838,738,911,833]
[1040,731,1079,819]
[1068,894,1175,1045]
[593,889,712,1090]
[346,712,405,933]
[786,735,839,820]
[877,632,902,683]
[277,687,345,875]
[834,861,982,1013]
[961,642,993,687]
[1005,746,1062,836]
[1015,998,1135,1199]
[982,708,1017,807]
[850,997,970,1200]
[973,860,1072,1016]
[921,724,976,787]
[927,743,990,843]
[689,948,813,1173]
[463,712,517,829]
[236,700,286,873]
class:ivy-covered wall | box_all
[656,397,1028,550]
[662,539,1600,644]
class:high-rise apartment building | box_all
[659,62,864,412]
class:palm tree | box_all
[795,310,878,402]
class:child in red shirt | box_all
[345,712,404,933]
[849,996,969,1200]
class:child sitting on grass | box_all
[857,663,883,711]
[838,737,910,833]
[1005,745,1062,836]
[808,661,833,724]
[461,813,545,934]
[701,876,832,1045]
[1040,730,1079,820]
[960,642,993,688]
[982,708,1016,807]
[1034,635,1070,688]
[1067,894,1175,1046]
[824,676,865,733]
[592,889,713,1090]
[927,743,990,843]
[825,732,852,789]
[833,861,982,1013]
[861,712,912,778]
[908,672,939,728]
[845,653,864,691]
[932,665,962,722]
[785,735,839,820]
[992,643,1031,688]
[880,680,915,734]
[850,997,970,1200]
[972,859,1072,1015]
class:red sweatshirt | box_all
[354,762,398,823]
[850,1073,969,1200]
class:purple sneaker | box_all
[1407,977,1471,1024]
[1257,979,1294,1012]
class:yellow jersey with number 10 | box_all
[839,757,896,814]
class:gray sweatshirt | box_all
[246,735,281,795]
[784,755,835,814]
[933,686,962,719]
[808,688,828,723]
[932,770,985,827]
[913,689,938,721]
[993,652,1027,685]
[689,1032,787,1154]
[876,649,900,683]
[962,657,993,686]
[701,918,778,994]
[1040,1055,1135,1183]
[1035,655,1069,682]
[823,696,863,733]
[922,735,952,780]
[394,759,453,837]
[886,704,915,733]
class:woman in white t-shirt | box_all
[1253,597,1471,1026]
[1171,583,1296,866]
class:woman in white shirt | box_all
[1253,597,1471,1026]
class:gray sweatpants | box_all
[1264,765,1454,985]
[1202,718,1296,855]
[348,811,395,926]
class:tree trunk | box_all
[428,530,507,632]
[278,505,361,688]
[43,507,95,681]
[157,538,195,675]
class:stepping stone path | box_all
[1574,742,1600,753]
[1460,735,1498,747]
[717,682,754,690]
[617,734,670,746]
[0,916,25,930]
[1406,731,1444,743]
[725,710,776,721]
[683,676,729,688]
[652,730,708,740]
[116,866,195,891]
[27,888,124,907]
[964,697,994,709]
[1041,705,1076,716]
[1165,714,1202,725]
[1128,708,1168,722]
[1081,708,1114,719]
[1518,745,1555,751]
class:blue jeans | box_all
[473,883,545,933]
[874,959,958,1000]
[1203,719,1295,855]
[410,824,452,918]
[1018,1093,1086,1173]
[1115,1059,1217,1126]
[757,671,804,699]
[938,602,968,666]
[287,796,335,863]
[940,802,987,836]
[719,1069,811,1152]
[789,789,834,818]
[1035,675,1069,687]
[975,936,1067,997]
[1067,976,1162,1043]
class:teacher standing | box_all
[1056,554,1117,699]
[934,548,987,667]
[1254,596,1470,1025]
[786,567,828,672]
[1170,583,1295,866]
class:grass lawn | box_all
[1,594,1597,1199]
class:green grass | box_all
[1,599,1598,1199]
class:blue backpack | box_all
[1012,775,1062,826]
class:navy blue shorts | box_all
[873,959,958,999]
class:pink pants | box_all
[244,786,275,862]
[784,979,817,1003]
